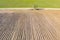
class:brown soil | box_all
[0,9,60,40]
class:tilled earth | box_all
[0,10,60,40]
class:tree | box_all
[33,4,39,10]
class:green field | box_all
[0,0,60,8]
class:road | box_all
[0,10,60,40]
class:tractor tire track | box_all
[0,11,58,40]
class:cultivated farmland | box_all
[0,9,60,40]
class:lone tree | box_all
[33,4,39,10]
